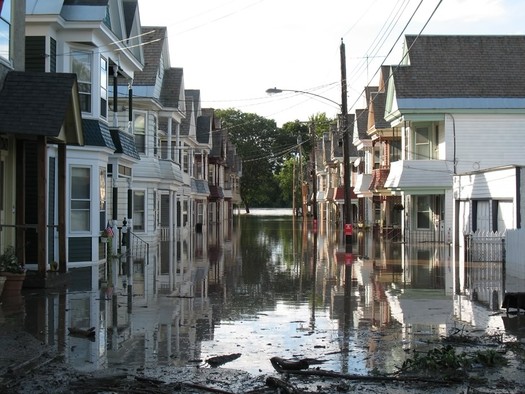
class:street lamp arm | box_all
[266,87,341,109]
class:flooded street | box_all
[1,209,525,391]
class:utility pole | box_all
[340,39,353,257]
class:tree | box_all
[216,109,291,211]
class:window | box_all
[152,115,158,156]
[0,0,11,61]
[182,146,189,173]
[373,145,380,169]
[72,51,92,113]
[99,167,106,231]
[133,113,146,154]
[71,167,91,232]
[390,139,401,162]
[100,57,108,118]
[416,195,431,229]
[133,191,145,231]
[414,126,431,159]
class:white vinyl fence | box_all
[465,230,505,263]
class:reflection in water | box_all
[6,210,523,377]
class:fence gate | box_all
[465,230,505,263]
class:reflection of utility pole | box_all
[310,123,317,230]
[341,39,353,257]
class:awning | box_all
[191,179,210,195]
[385,160,452,194]
[354,174,373,196]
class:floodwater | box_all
[2,209,524,378]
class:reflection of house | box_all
[383,35,525,245]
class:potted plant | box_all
[0,245,26,297]
[100,224,114,243]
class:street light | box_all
[266,45,353,255]
[265,88,342,108]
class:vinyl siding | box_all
[446,114,525,174]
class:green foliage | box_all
[399,345,509,379]
[214,109,335,209]
[400,346,470,378]
[0,246,25,273]
[216,109,292,208]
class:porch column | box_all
[37,136,47,274]
[58,143,67,273]
[15,140,25,265]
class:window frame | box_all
[0,0,11,62]
[133,111,146,154]
[100,56,108,119]
[133,190,146,232]
[70,166,91,233]
[71,49,93,114]
[415,195,432,230]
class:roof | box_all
[209,130,224,159]
[208,184,224,200]
[180,89,201,136]
[196,116,211,144]
[393,35,525,99]
[82,119,115,149]
[133,26,166,86]
[191,179,210,195]
[110,129,140,160]
[160,68,183,108]
[355,108,369,140]
[0,71,83,145]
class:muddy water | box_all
[11,210,524,377]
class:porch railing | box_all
[117,228,149,265]
[405,227,446,244]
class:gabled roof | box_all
[394,35,525,99]
[0,71,83,145]
[181,89,201,136]
[369,91,390,130]
[355,108,369,140]
[160,68,184,108]
[133,26,167,86]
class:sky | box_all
[139,0,525,126]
